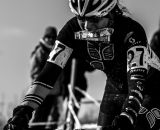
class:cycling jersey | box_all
[21,15,160,129]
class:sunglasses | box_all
[77,16,101,22]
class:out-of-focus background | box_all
[0,0,160,128]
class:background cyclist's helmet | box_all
[69,0,117,17]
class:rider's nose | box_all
[84,21,88,30]
[84,21,96,31]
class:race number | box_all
[127,46,148,71]
[47,40,73,68]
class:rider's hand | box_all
[3,105,34,130]
[112,115,134,130]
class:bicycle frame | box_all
[29,58,100,130]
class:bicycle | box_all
[29,59,100,130]
[29,87,100,130]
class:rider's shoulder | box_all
[117,15,144,31]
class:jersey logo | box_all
[139,106,160,128]
[125,31,142,46]
[87,41,114,70]
[47,40,73,68]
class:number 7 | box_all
[136,48,144,66]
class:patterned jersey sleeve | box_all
[121,23,149,125]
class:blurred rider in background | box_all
[150,18,160,58]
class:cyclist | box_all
[4,0,160,130]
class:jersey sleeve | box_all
[120,24,149,125]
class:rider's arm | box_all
[21,40,73,109]
[4,40,73,130]
[120,23,149,126]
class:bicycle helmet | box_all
[69,0,117,17]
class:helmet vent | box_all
[84,0,101,15]
[92,0,99,6]
[99,0,113,11]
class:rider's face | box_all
[77,15,112,31]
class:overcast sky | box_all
[0,0,160,110]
